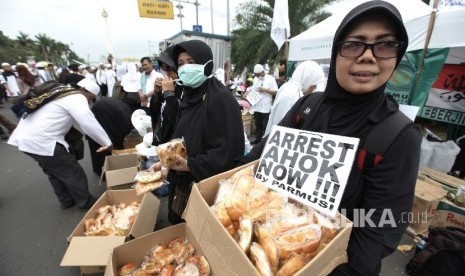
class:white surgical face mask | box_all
[177,60,212,88]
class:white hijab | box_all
[264,60,325,136]
[121,63,141,92]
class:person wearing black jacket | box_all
[150,40,244,224]
[87,97,133,175]
[238,2,421,275]
[149,45,182,146]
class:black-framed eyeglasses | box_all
[338,41,404,59]
[161,65,173,72]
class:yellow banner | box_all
[138,0,174,19]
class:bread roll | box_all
[228,166,254,183]
[224,192,247,222]
[250,242,273,276]
[156,138,187,168]
[276,253,307,276]
[135,171,162,183]
[237,216,253,253]
[276,226,321,261]
[234,175,256,195]
[118,262,136,276]
[254,223,280,274]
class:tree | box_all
[231,0,333,75]
[35,33,53,61]
[16,32,34,47]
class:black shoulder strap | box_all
[295,92,324,128]
[294,93,412,170]
[364,110,412,155]
[358,110,412,170]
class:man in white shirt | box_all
[1,62,21,97]
[104,64,117,97]
[138,57,163,108]
[95,63,108,97]
[8,79,112,210]
[249,64,278,144]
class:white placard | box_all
[255,125,360,217]
[399,104,420,122]
[245,88,263,106]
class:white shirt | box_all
[85,72,97,83]
[105,69,116,85]
[8,94,111,156]
[250,74,278,113]
[96,68,107,85]
[141,69,163,96]
[264,81,302,136]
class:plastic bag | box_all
[420,137,460,172]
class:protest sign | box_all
[245,88,263,106]
[255,126,359,217]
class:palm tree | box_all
[231,0,333,74]
[35,33,53,61]
[16,32,34,47]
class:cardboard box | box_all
[100,154,139,189]
[183,162,353,276]
[418,167,465,194]
[242,114,252,137]
[431,199,465,229]
[111,148,137,155]
[408,178,446,235]
[61,189,160,274]
[105,223,208,276]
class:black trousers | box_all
[253,111,270,143]
[24,143,95,208]
[87,138,111,176]
[99,84,108,97]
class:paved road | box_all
[0,100,414,275]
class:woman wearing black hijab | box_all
[242,1,421,275]
[151,40,245,224]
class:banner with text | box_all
[138,0,174,19]
[420,64,465,125]
[386,60,416,104]
[255,126,359,217]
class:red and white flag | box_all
[270,0,290,50]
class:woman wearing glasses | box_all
[241,1,421,275]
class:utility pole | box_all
[176,0,201,28]
[210,0,214,34]
[227,0,230,36]
[176,1,184,31]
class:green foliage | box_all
[231,0,333,75]
[0,31,84,66]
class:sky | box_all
[0,0,247,64]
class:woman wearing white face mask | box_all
[150,40,245,224]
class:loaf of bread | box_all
[156,138,187,168]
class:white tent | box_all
[288,0,465,63]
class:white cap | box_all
[253,64,264,74]
[77,78,100,96]
[1,62,10,67]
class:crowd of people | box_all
[3,1,450,275]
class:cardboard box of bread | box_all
[105,223,211,276]
[100,154,140,190]
[61,189,160,274]
[183,126,358,276]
